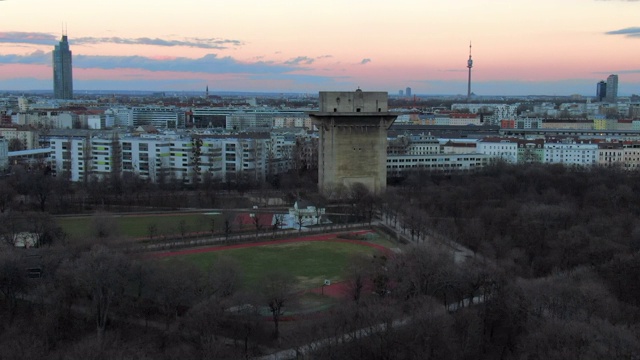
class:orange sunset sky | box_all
[1,0,639,95]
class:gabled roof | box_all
[295,199,314,209]
[233,213,275,226]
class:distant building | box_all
[53,34,73,100]
[516,138,544,163]
[0,126,40,150]
[623,142,640,170]
[225,112,273,131]
[131,106,184,128]
[0,137,8,170]
[598,142,624,167]
[596,80,607,102]
[405,87,412,97]
[544,138,598,166]
[477,137,519,163]
[387,153,490,177]
[606,74,618,103]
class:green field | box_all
[164,240,383,289]
[57,213,222,240]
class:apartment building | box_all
[477,137,519,163]
[387,153,490,177]
[517,139,545,163]
[12,111,75,129]
[598,142,625,167]
[623,142,640,170]
[225,112,273,131]
[49,136,89,181]
[544,138,598,166]
[131,106,184,128]
[387,134,440,156]
[0,126,40,150]
[272,115,313,130]
[0,137,8,170]
[105,107,133,127]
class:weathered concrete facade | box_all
[309,90,397,196]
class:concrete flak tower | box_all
[309,89,397,197]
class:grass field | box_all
[57,213,222,240]
[163,239,384,290]
[342,232,397,248]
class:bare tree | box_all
[272,213,285,237]
[251,213,262,240]
[0,179,15,213]
[73,246,131,343]
[90,212,120,241]
[344,253,377,303]
[259,270,298,339]
[207,256,242,299]
[223,213,233,242]
[0,249,29,323]
[178,219,188,239]
[209,217,216,237]
[147,222,158,241]
[149,260,205,329]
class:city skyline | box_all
[1,0,640,95]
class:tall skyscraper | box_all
[596,81,607,102]
[467,42,473,100]
[606,74,618,103]
[53,34,73,99]
[405,87,412,97]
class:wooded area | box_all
[1,163,640,359]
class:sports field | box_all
[57,212,222,240]
[153,231,394,291]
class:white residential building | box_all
[12,111,74,129]
[515,117,543,129]
[44,133,279,185]
[387,153,490,176]
[225,112,273,131]
[131,106,184,128]
[477,138,519,163]
[493,104,519,122]
[272,115,313,130]
[544,139,598,166]
[49,136,89,181]
[121,136,172,182]
[105,107,133,127]
[388,134,440,156]
[0,137,8,170]
[0,127,39,150]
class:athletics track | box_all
[148,230,393,300]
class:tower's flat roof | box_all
[308,112,399,117]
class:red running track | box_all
[149,230,393,259]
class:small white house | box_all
[288,200,325,227]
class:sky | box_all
[1,0,640,96]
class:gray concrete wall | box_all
[319,91,388,113]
